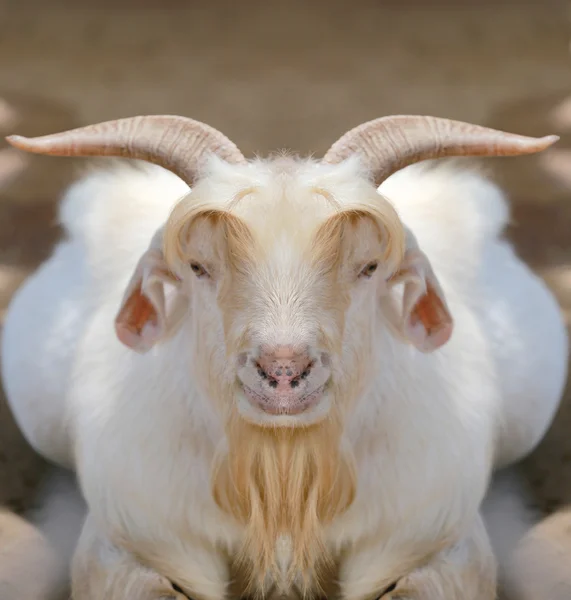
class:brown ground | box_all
[1,0,571,597]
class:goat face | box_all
[115,157,414,428]
[229,205,406,428]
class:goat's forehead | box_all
[237,185,332,246]
[205,155,373,242]
[182,155,384,274]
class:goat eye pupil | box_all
[361,262,378,278]
[191,263,204,276]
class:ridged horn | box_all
[6,115,246,186]
[323,115,559,186]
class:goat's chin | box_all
[234,385,333,428]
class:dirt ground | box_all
[1,0,571,597]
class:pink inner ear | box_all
[409,281,453,349]
[114,285,159,350]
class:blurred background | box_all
[1,0,571,598]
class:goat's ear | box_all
[387,231,453,353]
[114,233,183,354]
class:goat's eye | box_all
[190,263,208,278]
[359,261,378,279]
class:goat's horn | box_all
[323,115,559,186]
[6,115,246,185]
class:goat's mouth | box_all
[236,379,332,426]
[240,382,326,416]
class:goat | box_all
[1,115,568,600]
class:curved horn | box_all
[6,115,246,186]
[323,115,559,186]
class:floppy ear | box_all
[114,229,185,353]
[387,229,453,353]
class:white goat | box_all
[1,115,568,600]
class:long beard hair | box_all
[211,392,356,597]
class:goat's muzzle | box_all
[236,345,332,422]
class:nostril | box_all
[300,360,314,379]
[289,360,313,388]
[256,363,268,380]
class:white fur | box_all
[1,156,567,600]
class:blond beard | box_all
[211,398,356,597]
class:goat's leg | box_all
[340,513,495,600]
[378,514,496,600]
[71,514,189,600]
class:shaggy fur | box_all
[1,155,567,600]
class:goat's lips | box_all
[241,383,324,416]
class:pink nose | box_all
[256,346,313,390]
